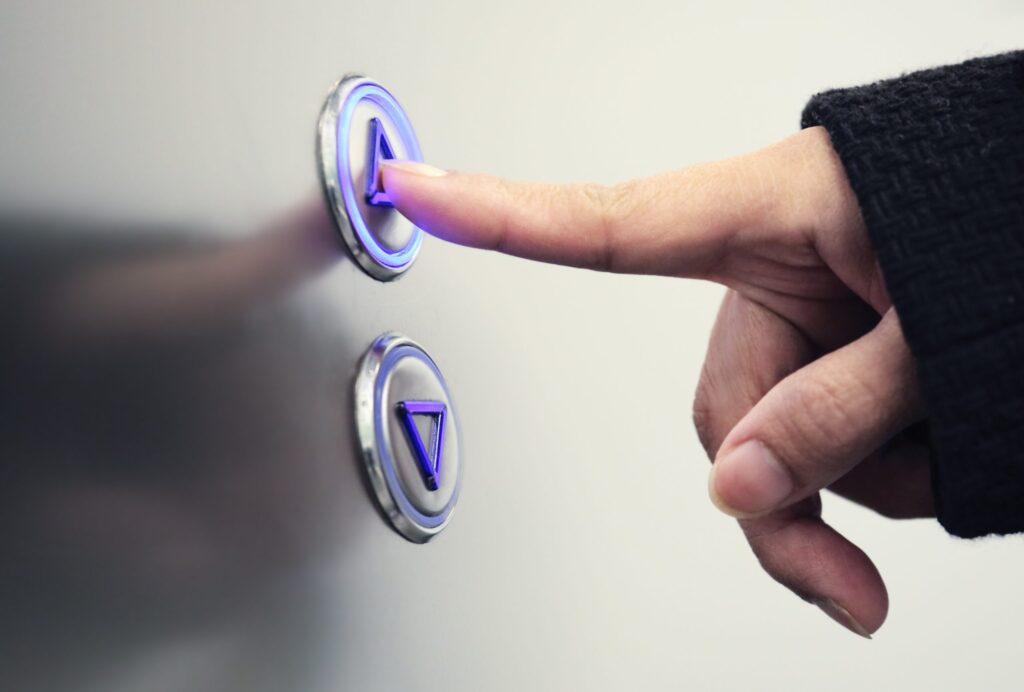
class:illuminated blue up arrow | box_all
[365,117,396,207]
[396,400,447,491]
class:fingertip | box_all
[709,440,794,518]
[379,159,450,214]
[745,511,889,637]
[707,464,760,520]
[805,537,889,638]
[380,159,449,180]
[379,159,468,244]
[811,598,875,639]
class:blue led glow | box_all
[396,400,447,491]
[337,83,423,269]
[365,117,396,207]
[374,346,458,527]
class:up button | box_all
[317,75,423,281]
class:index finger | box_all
[380,132,809,278]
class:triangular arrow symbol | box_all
[396,400,447,491]
[365,117,396,207]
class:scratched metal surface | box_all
[1,2,1021,690]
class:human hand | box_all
[380,126,933,637]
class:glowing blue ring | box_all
[374,345,459,528]
[337,83,423,269]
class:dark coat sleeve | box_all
[801,51,1024,538]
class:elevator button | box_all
[355,333,461,543]
[317,75,424,281]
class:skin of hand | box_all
[380,126,934,638]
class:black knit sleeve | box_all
[800,52,1024,538]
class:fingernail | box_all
[812,598,873,639]
[709,440,792,516]
[380,160,448,177]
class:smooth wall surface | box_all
[1,2,1021,690]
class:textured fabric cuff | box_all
[801,52,1024,538]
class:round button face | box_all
[355,333,461,543]
[317,75,424,281]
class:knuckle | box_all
[767,127,855,239]
[692,366,720,459]
[491,178,521,255]
[865,264,891,312]
[775,374,866,475]
[577,181,635,271]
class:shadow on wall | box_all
[0,201,372,691]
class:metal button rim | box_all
[317,74,423,281]
[354,332,461,543]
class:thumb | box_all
[709,309,924,518]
